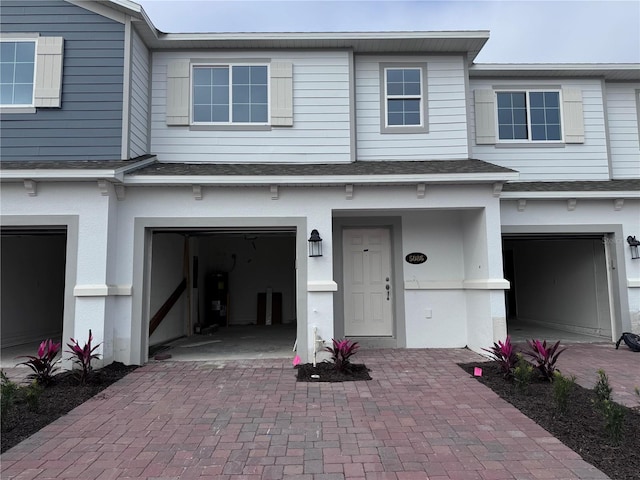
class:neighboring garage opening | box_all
[147,228,297,359]
[503,235,614,342]
[1,228,66,359]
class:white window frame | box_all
[495,89,565,143]
[190,63,271,126]
[379,63,428,134]
[0,37,37,109]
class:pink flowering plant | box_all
[18,339,61,385]
[524,339,566,382]
[482,335,518,378]
[66,329,101,384]
[326,338,360,372]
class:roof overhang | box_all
[0,156,157,182]
[501,191,640,199]
[501,180,640,199]
[140,31,490,63]
[1,158,518,186]
[68,1,490,62]
[469,63,640,81]
[123,171,518,187]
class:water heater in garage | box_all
[205,272,228,327]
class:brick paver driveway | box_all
[1,348,609,479]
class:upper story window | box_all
[192,65,268,124]
[496,90,562,142]
[386,68,421,126]
[380,63,428,134]
[0,40,36,107]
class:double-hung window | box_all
[496,90,562,142]
[192,64,269,124]
[380,64,427,133]
[0,40,36,107]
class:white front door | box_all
[343,228,393,336]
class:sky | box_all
[135,0,640,64]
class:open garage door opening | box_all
[503,235,615,343]
[1,228,67,367]
[147,227,297,361]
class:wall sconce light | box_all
[308,229,323,257]
[628,236,640,260]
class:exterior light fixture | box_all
[627,236,640,260]
[308,229,323,257]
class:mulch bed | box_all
[1,362,137,453]
[296,362,371,382]
[459,361,640,480]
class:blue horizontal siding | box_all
[0,0,125,161]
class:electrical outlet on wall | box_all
[425,309,432,319]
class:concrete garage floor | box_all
[151,323,298,363]
[507,320,612,344]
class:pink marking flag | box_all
[292,355,301,366]
[474,367,483,377]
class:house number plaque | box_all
[405,252,427,264]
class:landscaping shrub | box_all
[523,339,565,381]
[512,354,535,394]
[66,329,101,384]
[482,335,518,378]
[593,369,613,407]
[600,399,625,444]
[325,338,359,372]
[18,339,61,386]
[0,370,18,416]
[552,371,576,413]
[24,381,44,413]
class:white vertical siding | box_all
[606,83,640,179]
[129,29,150,158]
[469,78,610,181]
[151,50,351,163]
[355,55,469,161]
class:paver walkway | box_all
[1,348,610,480]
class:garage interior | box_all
[0,228,67,368]
[503,235,614,343]
[147,228,298,361]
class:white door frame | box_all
[343,227,394,336]
[332,215,407,349]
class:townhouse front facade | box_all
[1,0,638,367]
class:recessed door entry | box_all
[343,228,393,336]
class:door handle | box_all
[385,283,390,300]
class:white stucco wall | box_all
[0,179,531,365]
[1,181,118,367]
